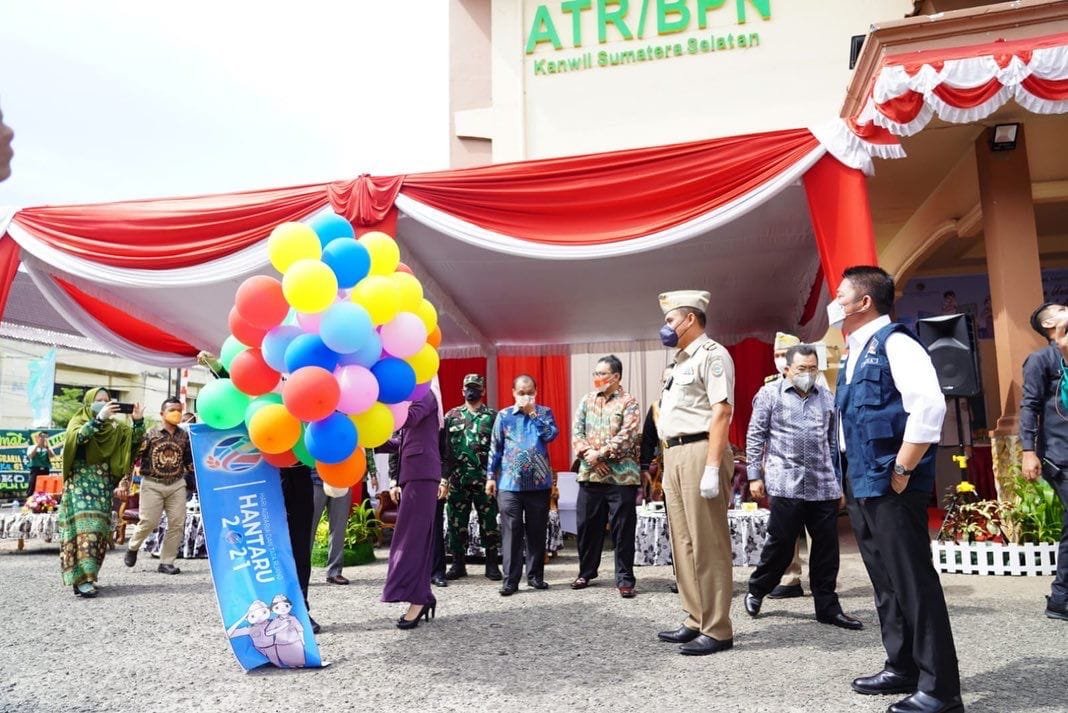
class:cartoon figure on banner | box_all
[266,594,307,667]
[227,600,283,667]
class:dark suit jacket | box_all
[380,391,442,484]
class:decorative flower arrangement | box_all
[938,477,1064,545]
[24,492,59,514]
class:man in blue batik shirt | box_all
[485,374,559,596]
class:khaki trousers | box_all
[662,440,734,640]
[128,477,187,565]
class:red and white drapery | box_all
[829,32,1068,152]
[0,127,877,366]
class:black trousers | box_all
[846,480,960,698]
[576,482,638,587]
[748,496,841,618]
[27,467,49,497]
[498,489,550,586]
[1046,470,1068,604]
[432,498,446,579]
[281,466,314,610]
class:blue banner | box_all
[189,424,323,672]
[26,348,56,428]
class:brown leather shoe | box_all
[326,575,350,585]
[618,586,636,598]
[570,577,590,590]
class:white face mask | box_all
[791,372,816,393]
[773,356,787,374]
[827,300,847,331]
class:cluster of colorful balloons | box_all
[197,211,442,492]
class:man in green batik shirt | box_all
[443,374,501,581]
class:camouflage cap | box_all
[463,373,485,388]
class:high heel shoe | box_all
[396,601,436,630]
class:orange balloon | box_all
[248,404,302,454]
[317,448,367,488]
[262,450,298,468]
[427,326,442,348]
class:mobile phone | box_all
[116,402,135,414]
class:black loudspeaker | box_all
[916,314,982,398]
[849,34,865,69]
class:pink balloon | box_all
[335,364,380,415]
[296,310,323,333]
[379,312,428,358]
[388,400,411,428]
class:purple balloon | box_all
[408,381,431,402]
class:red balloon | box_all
[395,262,413,275]
[282,367,340,422]
[235,275,289,329]
[229,349,281,396]
[262,450,298,468]
[229,306,268,348]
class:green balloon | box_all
[244,392,284,428]
[293,427,315,467]
[198,378,251,430]
[220,335,247,372]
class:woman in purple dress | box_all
[380,380,444,629]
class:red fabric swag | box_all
[495,355,571,473]
[1022,74,1068,101]
[932,78,1004,109]
[401,129,820,245]
[726,338,774,451]
[328,175,404,227]
[0,236,20,318]
[53,277,199,356]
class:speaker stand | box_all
[952,396,970,483]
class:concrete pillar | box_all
[976,125,1046,496]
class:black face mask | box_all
[463,387,483,402]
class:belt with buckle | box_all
[663,433,709,449]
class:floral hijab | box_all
[62,387,135,478]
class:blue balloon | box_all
[284,334,339,373]
[321,238,371,289]
[305,412,357,464]
[319,302,374,355]
[310,212,355,247]
[338,331,382,369]
[371,357,417,404]
[261,325,302,373]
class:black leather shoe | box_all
[157,564,180,575]
[1045,596,1068,621]
[817,612,864,630]
[657,625,700,643]
[669,581,678,593]
[499,583,518,596]
[431,574,448,587]
[768,583,804,599]
[852,670,918,696]
[887,691,964,713]
[527,578,549,590]
[744,593,762,617]
[445,562,467,580]
[679,634,733,655]
[124,549,138,568]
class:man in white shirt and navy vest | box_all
[829,266,962,713]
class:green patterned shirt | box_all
[442,403,497,486]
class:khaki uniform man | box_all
[654,290,735,655]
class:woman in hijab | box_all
[380,378,445,629]
[59,387,144,597]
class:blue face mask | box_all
[91,401,105,416]
[659,324,679,348]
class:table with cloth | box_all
[140,508,207,559]
[634,505,770,566]
[0,509,62,550]
[447,509,563,559]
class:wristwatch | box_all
[893,463,913,476]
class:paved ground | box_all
[0,524,1064,713]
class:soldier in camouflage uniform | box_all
[443,374,501,581]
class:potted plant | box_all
[932,478,1062,576]
[312,499,381,568]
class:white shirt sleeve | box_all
[885,333,947,445]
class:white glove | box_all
[699,465,720,499]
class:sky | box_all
[0,1,451,208]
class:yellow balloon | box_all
[351,402,395,448]
[282,259,338,313]
[268,222,322,274]
[359,231,401,276]
[413,298,438,333]
[391,272,424,313]
[350,275,401,325]
[406,345,440,383]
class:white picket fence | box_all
[931,540,1059,576]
